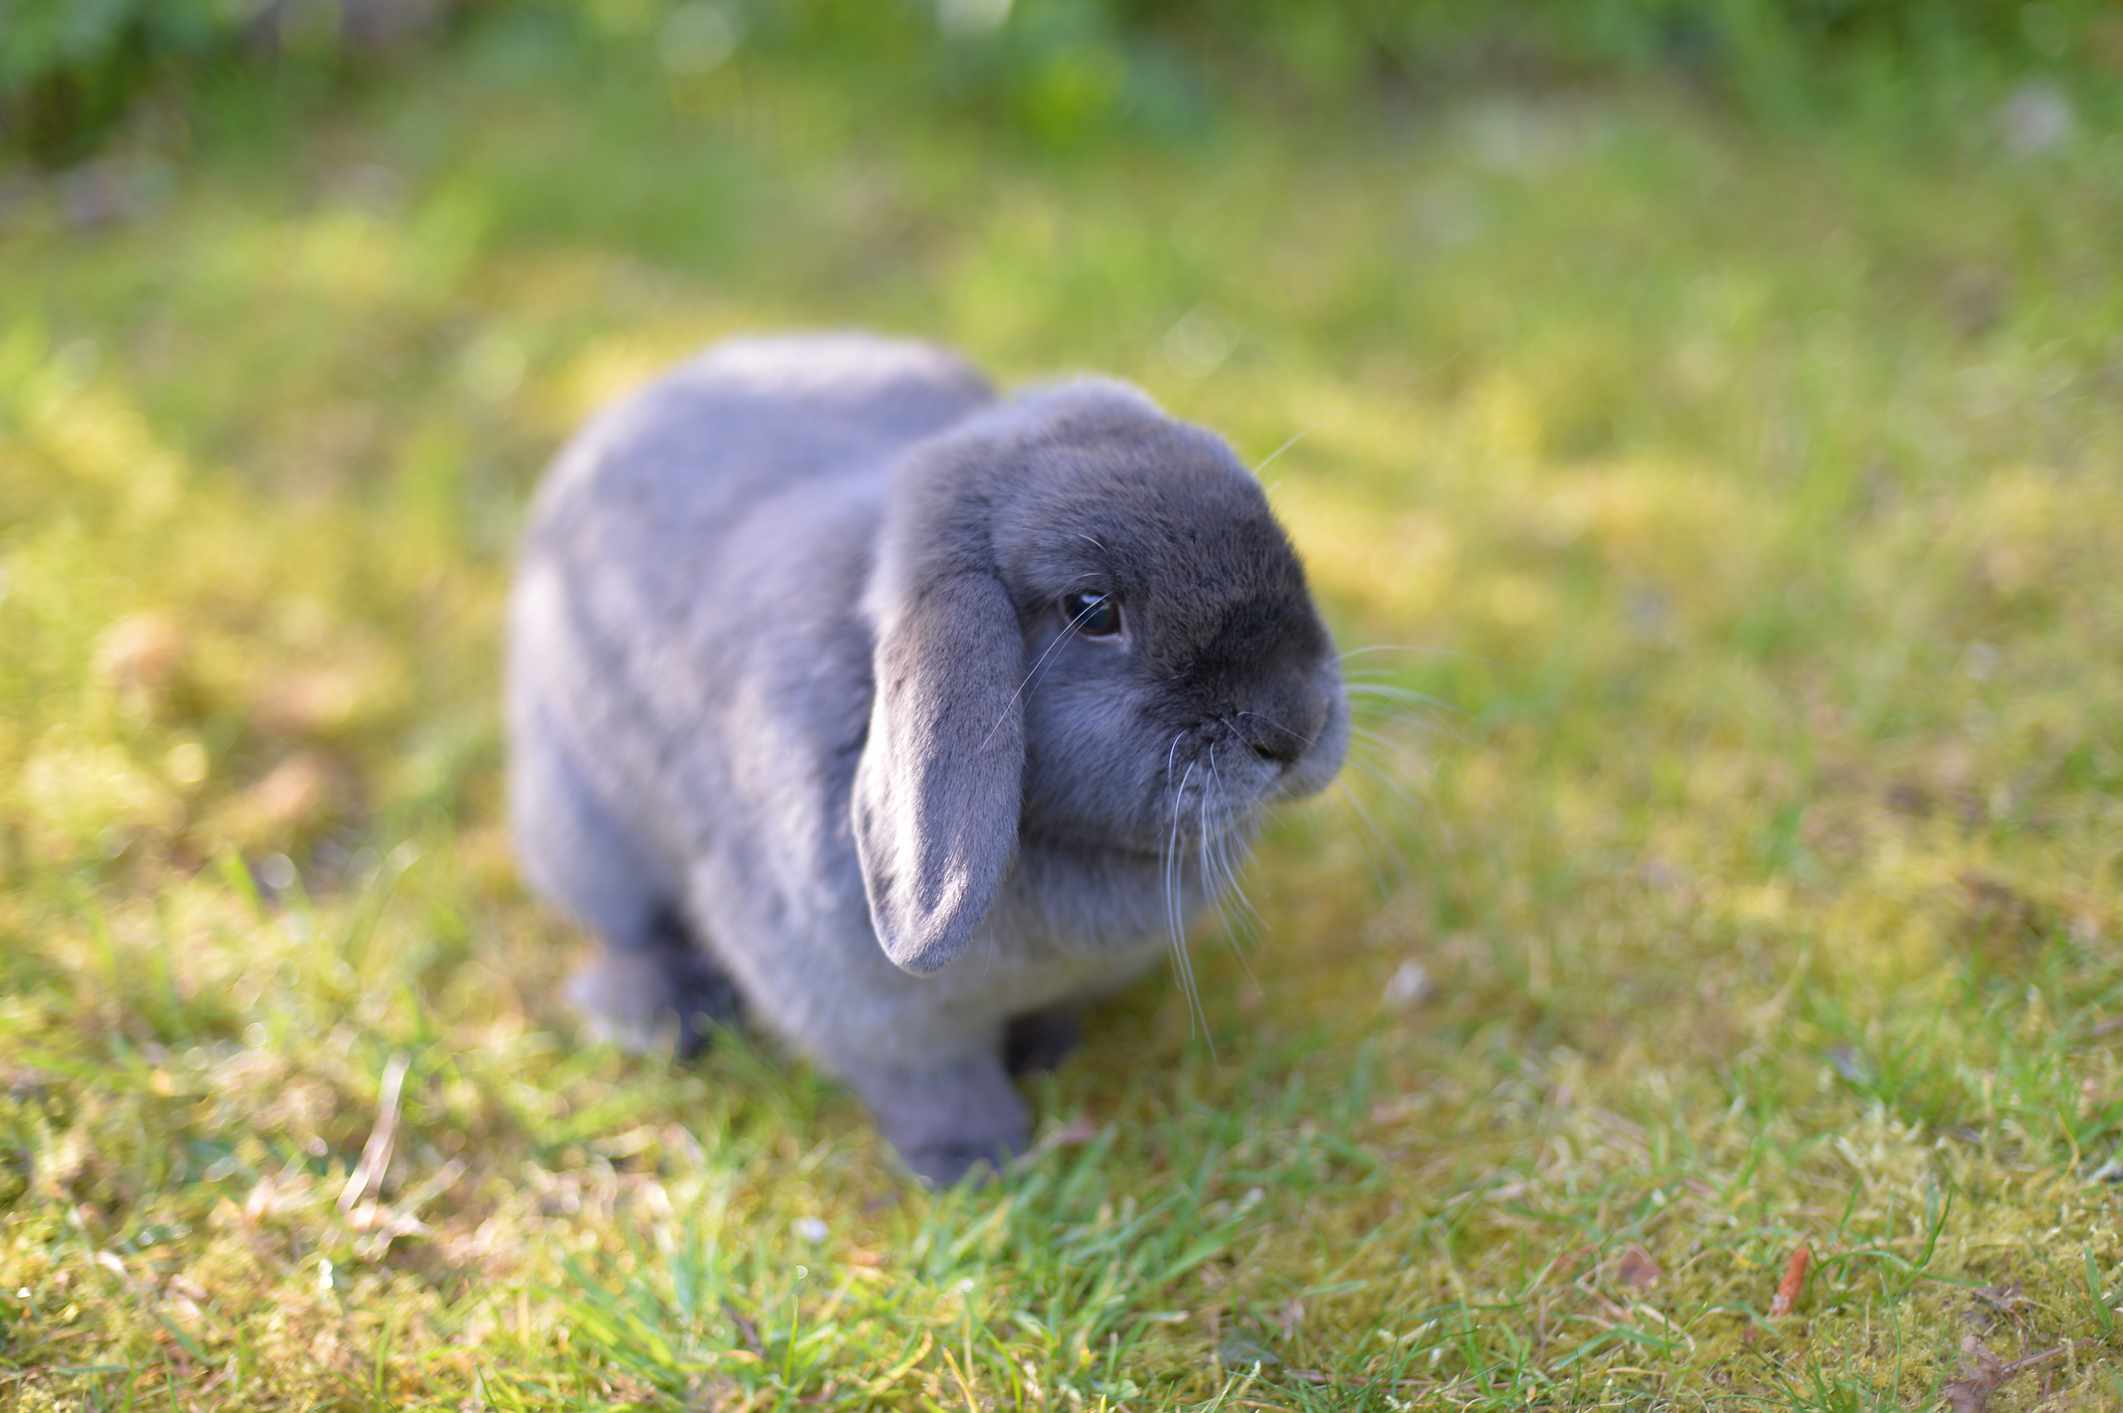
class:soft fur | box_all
[507,333,1348,1182]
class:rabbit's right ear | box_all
[852,560,1025,976]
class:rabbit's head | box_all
[854,380,1348,975]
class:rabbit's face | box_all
[991,407,1349,858]
[856,381,1350,975]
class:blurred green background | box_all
[8,0,2122,164]
[4,2,2122,1408]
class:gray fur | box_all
[507,332,1349,1183]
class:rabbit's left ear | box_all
[853,569,1025,975]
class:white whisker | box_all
[1337,777,1403,900]
[1197,763,1231,975]
[1205,742,1262,946]
[1346,752,1425,821]
[1348,722,1428,762]
[1237,708,1317,751]
[1251,429,1308,480]
[1338,644,1442,663]
[980,594,1105,748]
[1343,683,1445,708]
[1164,758,1212,1056]
[1345,692,1461,743]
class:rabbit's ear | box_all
[853,569,1024,975]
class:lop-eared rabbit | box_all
[509,333,1348,1182]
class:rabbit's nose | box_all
[1246,729,1304,766]
[1236,691,1325,766]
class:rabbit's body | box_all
[510,333,1345,1181]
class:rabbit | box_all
[507,332,1349,1184]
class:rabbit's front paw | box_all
[853,1052,1029,1186]
[899,1132,1028,1187]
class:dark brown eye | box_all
[1061,590,1121,638]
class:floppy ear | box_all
[852,568,1025,975]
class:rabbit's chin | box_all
[1023,810,1264,862]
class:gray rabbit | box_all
[507,333,1349,1183]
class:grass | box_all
[4,13,2123,1408]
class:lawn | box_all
[4,10,2123,1408]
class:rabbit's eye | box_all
[1060,590,1122,638]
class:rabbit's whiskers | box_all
[1343,682,1444,710]
[1336,776,1403,901]
[1342,675,1462,749]
[1205,743,1260,934]
[1344,731,1426,816]
[1338,643,1443,663]
[1163,756,1214,1057]
[1326,707,1451,896]
[1237,706,1317,751]
[1203,743,1262,988]
[979,589,1106,749]
[1250,429,1308,481]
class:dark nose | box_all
[1237,689,1326,766]
[1246,727,1304,765]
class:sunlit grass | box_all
[4,16,2122,1409]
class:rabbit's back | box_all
[526,333,994,560]
[509,333,995,893]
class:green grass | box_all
[5,16,2123,1409]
